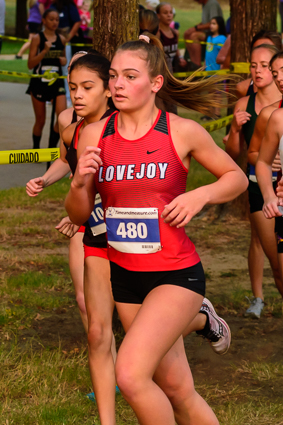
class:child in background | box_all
[205,16,227,71]
[201,16,227,121]
[156,2,187,73]
[78,0,91,37]
[15,0,42,59]
[169,7,180,38]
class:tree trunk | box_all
[16,0,28,38]
[230,0,277,64]
[225,0,278,218]
[91,0,138,331]
[92,0,139,60]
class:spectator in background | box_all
[15,0,43,60]
[78,0,91,37]
[156,2,187,73]
[201,16,226,121]
[205,16,226,71]
[38,0,52,15]
[0,0,5,53]
[184,0,223,69]
[50,0,81,52]
[216,17,231,69]
[169,7,180,38]
[145,0,160,11]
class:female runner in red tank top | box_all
[66,34,248,425]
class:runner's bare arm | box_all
[27,34,49,69]
[161,117,248,227]
[248,107,270,165]
[65,121,105,225]
[225,97,250,160]
[248,103,281,171]
[256,110,282,218]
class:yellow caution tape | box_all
[174,62,250,78]
[201,114,233,133]
[179,38,224,46]
[0,149,60,165]
[66,42,92,47]
[174,68,230,78]
[0,34,91,47]
[0,34,29,42]
[230,62,251,74]
[0,116,232,165]
[0,69,66,85]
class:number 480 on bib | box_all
[117,222,148,239]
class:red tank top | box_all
[95,110,200,271]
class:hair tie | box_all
[139,35,150,44]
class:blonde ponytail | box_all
[116,32,237,116]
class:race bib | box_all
[87,194,106,236]
[41,65,59,82]
[106,207,161,254]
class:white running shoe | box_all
[244,297,264,319]
[197,298,231,355]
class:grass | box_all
[0,59,30,83]
[1,2,282,423]
[0,179,282,424]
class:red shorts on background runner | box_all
[84,245,108,260]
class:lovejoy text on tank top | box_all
[95,110,200,272]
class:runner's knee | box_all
[87,320,112,352]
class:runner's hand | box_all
[44,40,52,52]
[72,146,102,188]
[26,177,45,197]
[55,216,80,238]
[161,191,205,228]
[271,151,281,172]
[222,133,229,145]
[262,195,282,219]
[232,109,251,132]
[276,178,283,204]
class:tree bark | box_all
[226,0,278,218]
[92,0,139,60]
[16,0,28,38]
[230,0,277,64]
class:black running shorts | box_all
[249,181,277,214]
[275,216,283,253]
[110,261,206,304]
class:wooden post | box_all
[16,0,28,38]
